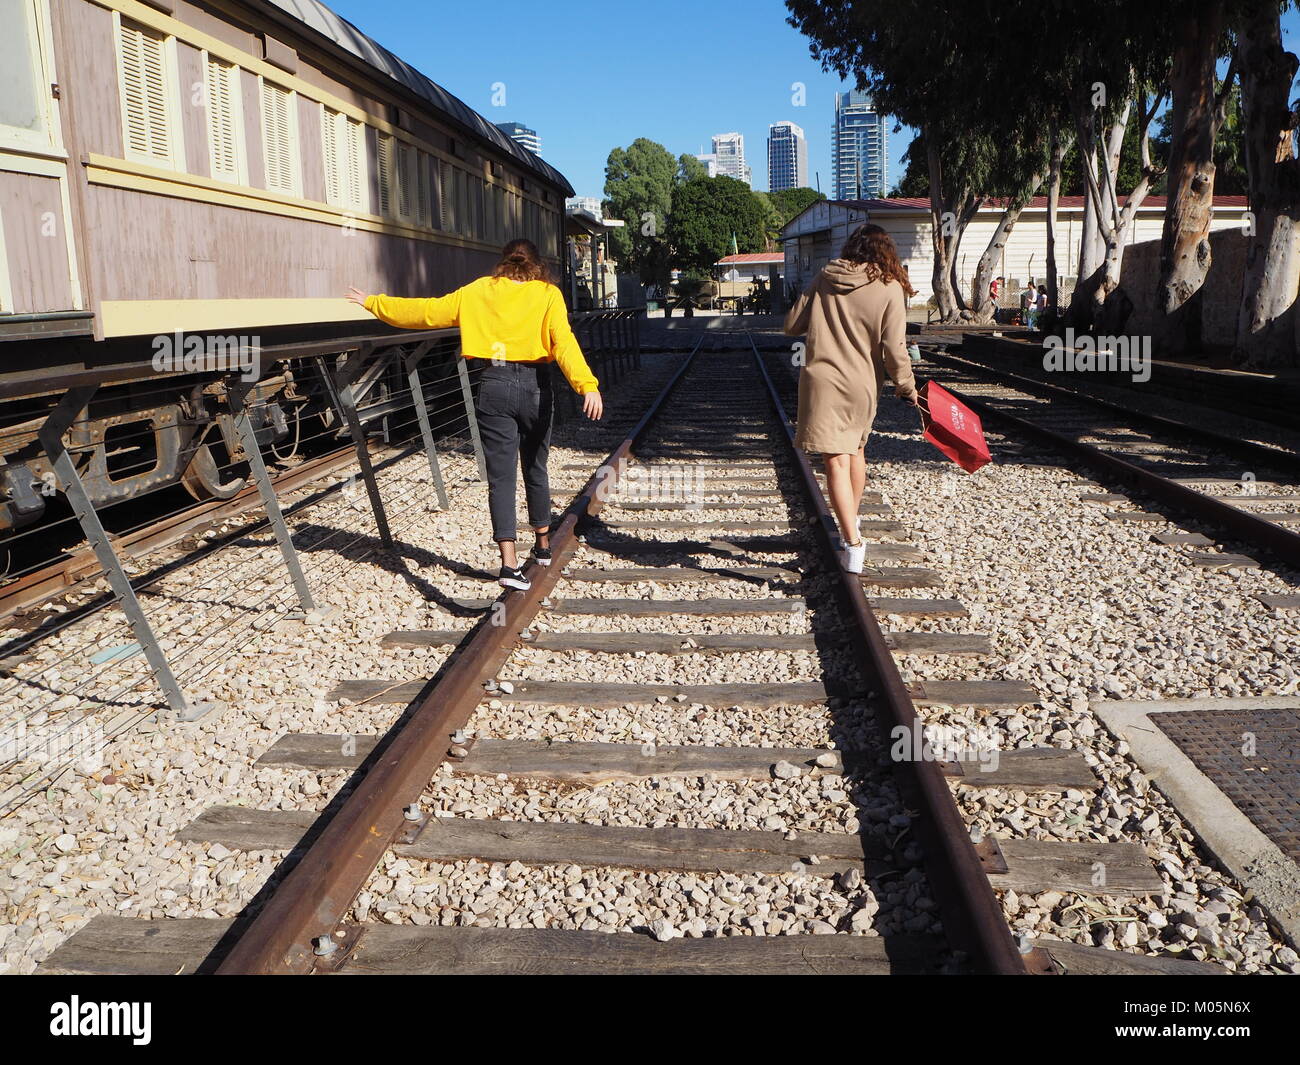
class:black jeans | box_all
[474,361,553,542]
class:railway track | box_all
[920,348,1300,583]
[33,333,1239,977]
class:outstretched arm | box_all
[345,286,463,329]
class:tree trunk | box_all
[1157,3,1227,356]
[926,135,963,321]
[969,200,1032,323]
[1045,129,1065,324]
[1235,1,1300,368]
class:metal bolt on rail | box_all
[451,729,468,745]
[313,935,339,957]
[403,803,421,821]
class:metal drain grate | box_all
[1156,707,1300,864]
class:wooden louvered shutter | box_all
[394,143,413,220]
[416,152,431,226]
[344,118,364,211]
[261,80,296,193]
[119,20,173,164]
[377,131,393,216]
[439,160,451,230]
[206,57,240,182]
[321,107,340,204]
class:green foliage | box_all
[603,138,678,285]
[1151,79,1247,195]
[767,187,825,226]
[667,176,769,274]
[678,153,709,182]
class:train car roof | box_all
[257,0,573,195]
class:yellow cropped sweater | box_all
[364,277,599,394]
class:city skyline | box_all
[324,0,914,203]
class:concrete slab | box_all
[1093,696,1300,950]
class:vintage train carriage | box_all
[0,0,572,530]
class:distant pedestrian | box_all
[783,223,919,575]
[348,239,603,592]
[1034,284,1049,327]
[1020,281,1036,324]
[990,276,1004,322]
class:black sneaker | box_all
[498,565,531,591]
[531,545,552,567]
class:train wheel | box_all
[180,441,246,502]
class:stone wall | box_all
[1115,228,1251,347]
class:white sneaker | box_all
[841,540,866,574]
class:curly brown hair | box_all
[491,238,553,283]
[839,223,915,297]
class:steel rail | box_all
[924,347,1300,473]
[215,337,705,974]
[927,370,1300,570]
[748,334,1028,976]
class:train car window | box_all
[203,55,245,185]
[321,106,365,212]
[116,17,184,170]
[260,79,300,196]
[0,0,54,153]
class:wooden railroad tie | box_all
[381,628,992,656]
[40,917,1227,976]
[426,595,966,618]
[171,806,1158,898]
[258,736,1093,791]
[327,678,1036,709]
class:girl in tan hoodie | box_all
[783,223,919,573]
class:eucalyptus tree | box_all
[1157,2,1240,356]
[786,0,1000,320]
[1234,0,1300,368]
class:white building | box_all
[780,195,1251,305]
[694,152,720,177]
[710,132,751,186]
[566,196,603,218]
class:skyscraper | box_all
[710,132,751,187]
[831,92,888,200]
[495,121,540,155]
[767,122,808,192]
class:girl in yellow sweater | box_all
[348,239,603,591]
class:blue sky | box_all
[325,0,905,199]
[326,0,1300,203]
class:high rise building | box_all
[767,122,808,192]
[495,121,540,155]
[710,132,751,187]
[831,92,888,200]
[694,152,720,178]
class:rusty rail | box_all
[924,352,1300,570]
[215,337,703,974]
[748,333,1027,976]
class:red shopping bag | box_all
[918,381,992,473]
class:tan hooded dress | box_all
[783,259,918,454]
